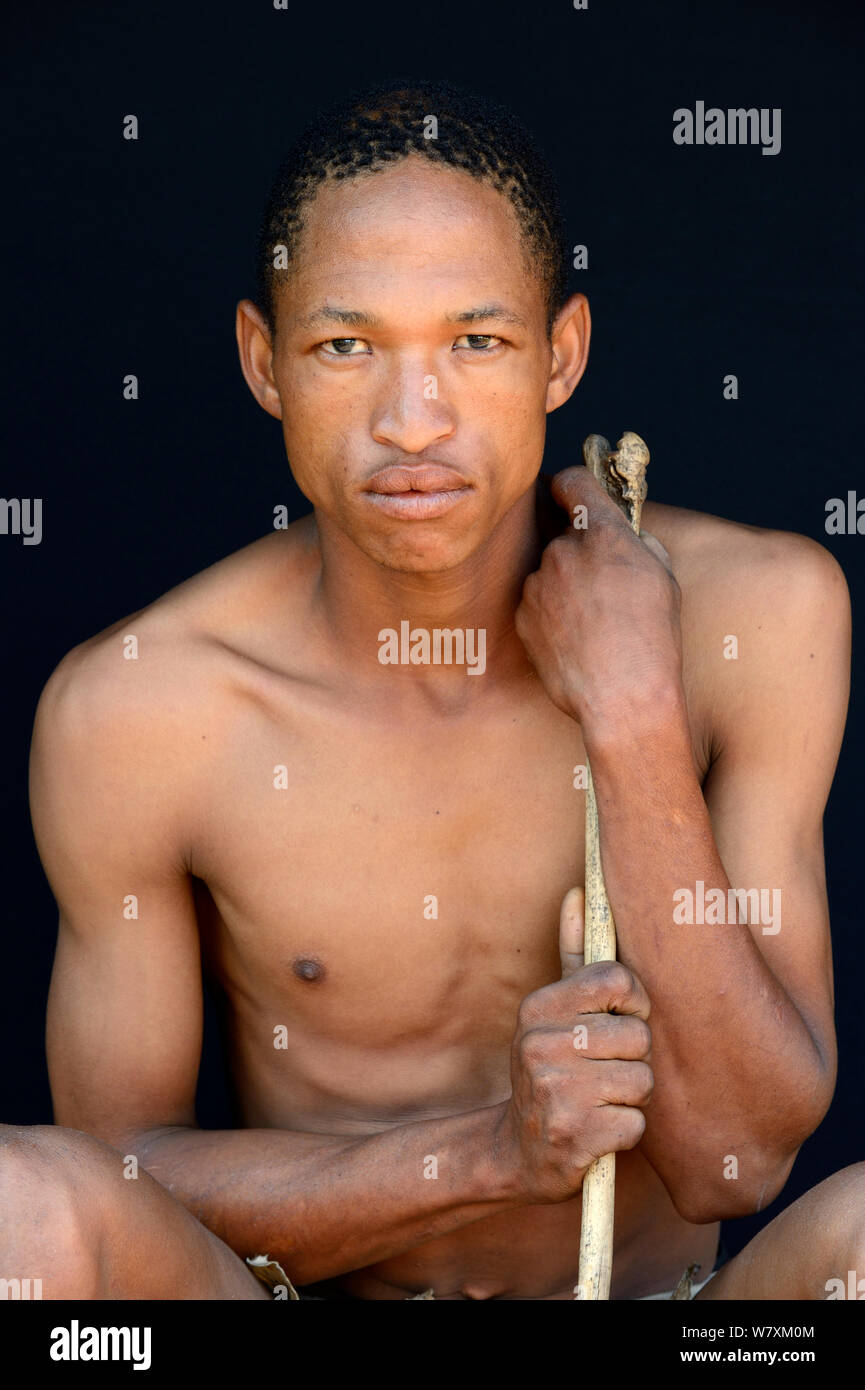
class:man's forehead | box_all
[292,157,533,271]
[280,161,546,330]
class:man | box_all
[4,80,860,1300]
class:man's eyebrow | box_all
[297,306,381,330]
[296,303,528,331]
[446,304,528,329]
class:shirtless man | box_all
[3,81,860,1300]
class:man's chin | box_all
[342,517,490,574]
[340,505,489,575]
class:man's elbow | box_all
[671,1152,798,1225]
[672,1054,836,1223]
[671,1096,830,1222]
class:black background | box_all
[1,0,862,1263]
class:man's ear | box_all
[236,300,283,420]
[545,293,591,414]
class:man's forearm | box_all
[582,684,831,1219]
[128,1101,521,1286]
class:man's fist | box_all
[515,468,683,725]
[494,887,653,1205]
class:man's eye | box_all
[321,338,369,355]
[454,334,502,350]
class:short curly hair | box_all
[256,77,571,337]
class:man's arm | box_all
[31,635,650,1284]
[30,640,516,1283]
[516,472,849,1223]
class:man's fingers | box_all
[551,470,672,570]
[550,465,621,523]
[528,958,651,1025]
[571,1013,652,1061]
[588,1103,648,1157]
[574,960,651,1021]
[559,886,585,978]
[522,1014,650,1067]
[589,1057,655,1108]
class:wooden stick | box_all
[575,432,650,1301]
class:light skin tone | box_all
[19,152,855,1299]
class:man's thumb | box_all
[559,886,585,978]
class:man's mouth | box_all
[362,465,472,520]
[363,464,470,495]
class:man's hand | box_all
[494,887,653,1205]
[516,467,683,724]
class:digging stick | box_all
[575,432,650,1301]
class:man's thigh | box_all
[696,1163,865,1301]
[0,1124,271,1300]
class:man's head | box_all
[237,80,590,574]
[256,80,571,340]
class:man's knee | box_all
[814,1162,865,1277]
[770,1161,865,1298]
[0,1124,127,1297]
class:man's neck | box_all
[312,483,548,692]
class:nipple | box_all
[292,957,326,983]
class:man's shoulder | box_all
[34,518,318,758]
[641,501,850,765]
[642,499,848,619]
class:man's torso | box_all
[67,494,753,1298]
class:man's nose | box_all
[370,360,456,454]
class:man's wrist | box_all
[469,1101,527,1208]
[579,675,691,764]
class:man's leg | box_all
[0,1124,271,1299]
[696,1163,865,1300]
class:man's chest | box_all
[188,680,711,1040]
[190,704,580,1029]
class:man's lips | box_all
[361,465,473,521]
[363,464,470,496]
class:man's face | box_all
[242,153,588,573]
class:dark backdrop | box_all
[1,0,862,1260]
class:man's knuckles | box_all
[544,521,619,571]
[578,1012,652,1060]
[516,991,547,1031]
[517,962,649,1032]
[516,1026,555,1070]
[578,959,650,1016]
[538,1085,650,1158]
[518,1013,650,1066]
[523,1051,653,1108]
[588,958,636,996]
[596,1058,655,1107]
[597,1106,647,1153]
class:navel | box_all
[292,956,326,983]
